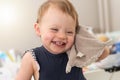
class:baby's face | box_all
[38,6,76,54]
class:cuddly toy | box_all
[66,25,113,73]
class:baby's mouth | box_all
[52,41,66,46]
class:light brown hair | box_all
[36,0,79,32]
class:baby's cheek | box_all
[68,37,74,46]
[44,33,53,40]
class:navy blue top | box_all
[32,46,86,80]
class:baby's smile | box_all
[52,41,66,47]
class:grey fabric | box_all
[66,25,113,73]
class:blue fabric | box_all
[115,42,120,52]
[111,42,120,54]
[33,46,86,80]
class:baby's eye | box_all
[67,31,73,34]
[50,28,58,32]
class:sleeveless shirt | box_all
[30,46,86,80]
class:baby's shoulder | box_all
[22,51,35,64]
[24,49,40,68]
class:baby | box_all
[15,0,111,80]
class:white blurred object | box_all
[87,63,99,70]
[3,62,20,80]
[95,53,120,69]
[106,31,120,42]
[0,49,22,80]
[0,67,11,80]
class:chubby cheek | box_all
[67,37,75,48]
[42,33,53,43]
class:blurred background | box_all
[0,0,120,80]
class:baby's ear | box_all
[34,23,41,36]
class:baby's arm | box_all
[97,47,110,61]
[15,52,34,80]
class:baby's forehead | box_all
[48,6,76,21]
[38,1,77,27]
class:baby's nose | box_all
[57,32,67,39]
